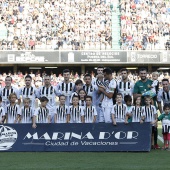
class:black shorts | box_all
[152,126,157,134]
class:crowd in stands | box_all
[0,0,112,50]
[0,0,169,50]
[120,0,170,50]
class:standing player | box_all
[98,68,117,123]
[142,95,158,149]
[32,96,51,128]
[117,68,134,102]
[20,98,34,123]
[0,76,20,109]
[133,68,153,105]
[55,95,68,123]
[19,75,38,110]
[5,93,21,123]
[67,96,85,123]
[157,79,170,113]
[83,73,98,106]
[84,95,97,123]
[111,93,128,125]
[92,66,104,86]
[36,74,57,122]
[56,69,75,106]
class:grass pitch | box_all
[1,149,169,170]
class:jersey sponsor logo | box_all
[0,125,18,150]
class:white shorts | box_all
[102,106,112,123]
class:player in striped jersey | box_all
[98,68,117,123]
[142,95,158,149]
[36,74,57,122]
[5,93,21,123]
[19,75,38,110]
[157,79,170,113]
[20,98,33,123]
[92,66,104,86]
[69,79,83,104]
[126,96,144,123]
[0,96,5,124]
[111,93,128,125]
[67,96,85,123]
[78,89,87,106]
[32,96,51,128]
[56,69,75,106]
[84,95,97,123]
[55,95,68,123]
[83,74,98,106]
[124,95,133,123]
[117,68,134,102]
[0,76,20,109]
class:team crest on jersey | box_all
[0,125,18,150]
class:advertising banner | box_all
[0,123,151,152]
[127,51,160,63]
[0,51,59,63]
[60,51,127,63]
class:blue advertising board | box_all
[0,123,151,152]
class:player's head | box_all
[120,68,129,80]
[75,79,83,91]
[97,65,104,75]
[163,103,170,114]
[63,69,70,82]
[5,76,12,87]
[44,74,51,86]
[85,95,92,106]
[139,68,147,81]
[124,95,132,106]
[103,67,112,80]
[72,95,79,106]
[40,96,49,107]
[25,75,32,86]
[23,98,30,107]
[162,78,169,91]
[78,89,87,99]
[152,72,159,80]
[9,93,17,103]
[84,73,92,85]
[133,96,141,106]
[59,95,66,105]
[116,93,123,103]
[144,95,152,105]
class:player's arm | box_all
[81,115,85,123]
[54,113,57,123]
[32,115,37,128]
[157,101,163,113]
[14,114,20,123]
[98,87,114,99]
[66,112,70,123]
[111,107,116,125]
[48,115,51,123]
[140,107,145,124]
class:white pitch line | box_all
[158,135,164,143]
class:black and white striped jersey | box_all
[56,82,75,105]
[117,80,134,99]
[68,106,85,123]
[157,89,170,104]
[131,106,143,122]
[34,107,50,123]
[55,105,68,123]
[111,104,127,122]
[5,104,21,123]
[19,86,38,109]
[0,106,5,118]
[142,105,157,123]
[79,100,86,107]
[84,106,97,123]
[0,87,20,107]
[20,106,33,123]
[37,85,57,109]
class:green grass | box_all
[0,150,169,170]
